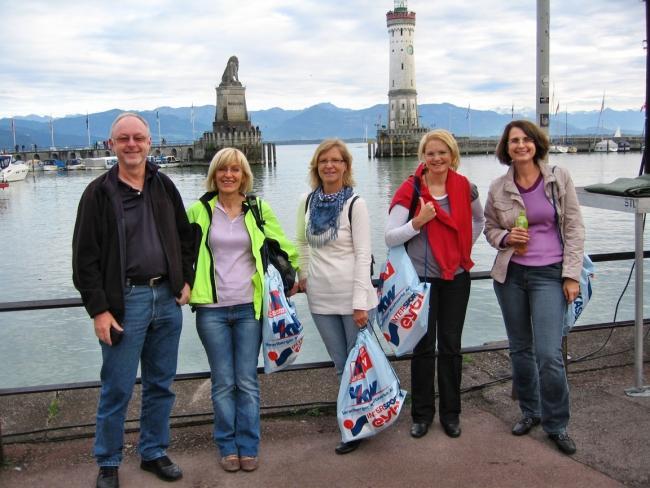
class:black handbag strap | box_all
[246,194,266,234]
[550,166,565,249]
[407,175,421,221]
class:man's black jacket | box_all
[72,162,195,322]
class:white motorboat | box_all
[103,157,118,169]
[65,159,86,170]
[40,159,64,171]
[594,139,618,152]
[549,144,569,154]
[0,155,29,182]
[156,155,181,168]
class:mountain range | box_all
[0,103,644,149]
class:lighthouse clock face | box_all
[407,45,413,55]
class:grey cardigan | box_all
[483,162,585,284]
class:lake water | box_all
[0,145,648,389]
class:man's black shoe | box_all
[548,432,577,455]
[96,466,119,488]
[410,422,429,438]
[140,455,183,481]
[335,439,362,454]
[441,421,461,438]
[512,417,541,436]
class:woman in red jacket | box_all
[385,129,484,439]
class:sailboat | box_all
[549,95,568,153]
[593,92,618,152]
[564,108,577,153]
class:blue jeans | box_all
[493,262,570,434]
[196,303,262,457]
[312,310,376,377]
[94,283,182,466]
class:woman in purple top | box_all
[484,120,585,456]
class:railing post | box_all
[0,417,4,464]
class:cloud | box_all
[0,0,645,117]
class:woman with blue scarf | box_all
[296,139,378,455]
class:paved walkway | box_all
[1,327,649,487]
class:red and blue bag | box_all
[337,327,407,442]
[376,245,430,356]
[262,263,304,373]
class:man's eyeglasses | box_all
[114,135,149,144]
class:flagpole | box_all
[157,111,162,144]
[50,116,55,149]
[86,112,91,147]
[191,104,195,141]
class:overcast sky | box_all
[0,0,645,118]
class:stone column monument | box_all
[213,56,253,132]
[197,56,263,163]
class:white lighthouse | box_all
[387,0,419,130]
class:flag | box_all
[85,113,89,129]
[511,103,514,119]
[156,110,160,122]
[466,104,470,119]
[555,102,560,116]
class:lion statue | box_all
[220,56,241,86]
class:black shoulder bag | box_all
[246,195,296,293]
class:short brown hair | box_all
[307,139,355,190]
[205,147,254,193]
[417,129,461,170]
[495,120,549,165]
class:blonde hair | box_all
[417,129,461,170]
[205,148,254,193]
[307,139,356,190]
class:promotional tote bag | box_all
[337,327,407,442]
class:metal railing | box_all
[1,250,647,397]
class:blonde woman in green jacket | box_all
[187,148,298,473]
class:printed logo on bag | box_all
[369,397,401,427]
[390,290,425,330]
[267,336,303,365]
[379,260,396,281]
[377,285,396,314]
[349,380,377,404]
[349,346,373,382]
[573,293,584,321]
[267,290,286,318]
[341,396,402,435]
[272,313,302,338]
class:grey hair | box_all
[109,112,150,139]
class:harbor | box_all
[0,147,647,389]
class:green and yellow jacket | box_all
[187,192,298,319]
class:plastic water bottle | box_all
[515,210,528,229]
[514,210,528,254]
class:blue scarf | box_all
[307,186,354,247]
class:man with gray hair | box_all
[73,112,194,488]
